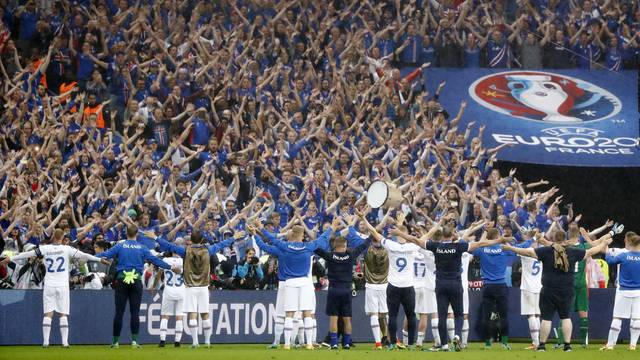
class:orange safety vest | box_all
[83,104,105,128]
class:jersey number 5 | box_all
[532,261,541,276]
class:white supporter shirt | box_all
[413,250,436,290]
[519,255,543,293]
[162,257,185,300]
[381,238,421,288]
[461,252,472,290]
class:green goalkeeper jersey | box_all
[573,242,591,288]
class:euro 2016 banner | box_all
[419,69,639,167]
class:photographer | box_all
[231,248,263,290]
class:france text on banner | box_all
[416,69,639,167]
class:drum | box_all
[366,181,403,209]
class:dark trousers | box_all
[481,283,509,341]
[113,279,143,337]
[387,284,416,345]
[436,280,464,344]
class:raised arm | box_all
[155,237,186,257]
[584,234,613,259]
[143,248,172,270]
[502,244,538,259]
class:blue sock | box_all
[330,332,338,347]
[343,333,352,347]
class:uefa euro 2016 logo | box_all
[469,71,622,123]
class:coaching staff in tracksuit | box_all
[399,225,503,351]
[503,230,612,352]
[96,225,178,348]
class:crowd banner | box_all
[0,289,626,345]
[414,69,639,167]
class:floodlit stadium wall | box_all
[0,289,624,345]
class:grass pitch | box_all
[0,343,636,360]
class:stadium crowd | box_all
[0,0,636,291]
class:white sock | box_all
[42,317,52,346]
[447,318,455,342]
[189,319,199,346]
[175,319,183,343]
[298,324,305,345]
[402,330,409,345]
[291,317,301,345]
[371,315,381,343]
[160,318,168,341]
[528,317,540,346]
[606,318,621,347]
[284,318,293,347]
[431,318,441,347]
[274,316,285,345]
[311,318,317,344]
[630,319,640,347]
[462,319,469,345]
[416,331,425,346]
[202,319,212,345]
[303,317,313,346]
[59,316,69,347]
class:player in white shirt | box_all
[517,236,543,349]
[156,253,185,347]
[1,229,105,347]
[360,215,419,350]
[409,249,441,349]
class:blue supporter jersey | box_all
[487,39,510,68]
[573,42,599,69]
[399,34,423,63]
[96,239,171,275]
[472,244,514,284]
[606,251,640,290]
[464,46,481,68]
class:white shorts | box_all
[447,287,469,314]
[415,287,437,314]
[612,290,640,319]
[43,286,70,314]
[284,278,315,312]
[184,286,209,314]
[275,281,286,317]
[365,286,388,314]
[520,290,541,316]
[161,294,185,316]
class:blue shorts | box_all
[326,288,352,317]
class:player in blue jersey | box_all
[472,228,514,350]
[95,225,178,348]
[258,218,339,350]
[602,231,640,351]
[399,224,504,351]
[314,235,370,349]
